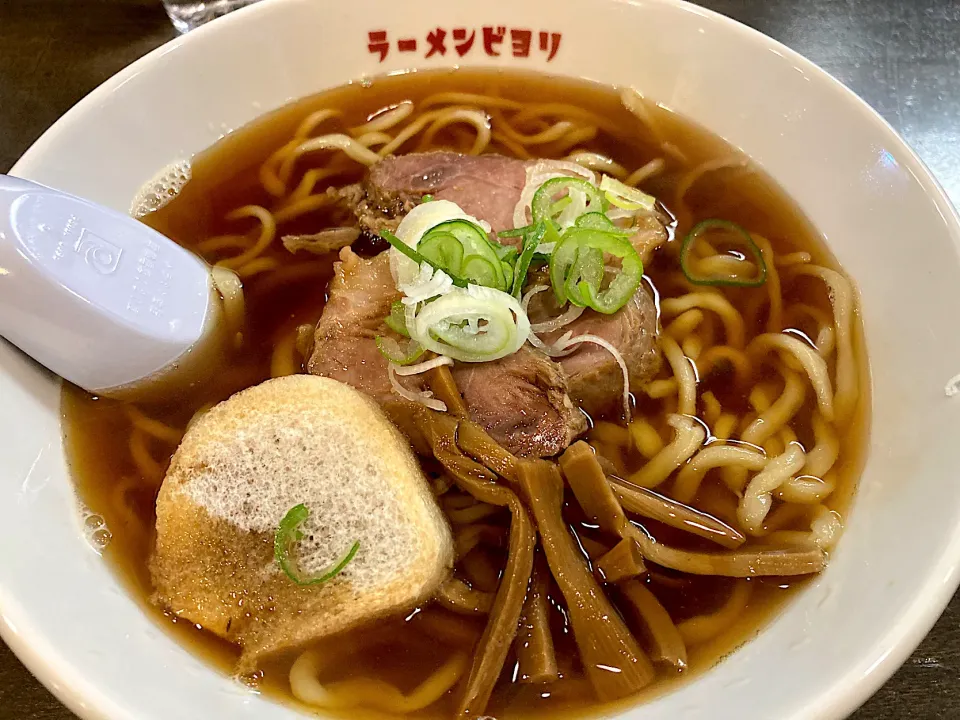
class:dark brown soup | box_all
[62,68,869,719]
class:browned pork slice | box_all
[630,214,669,265]
[307,248,586,457]
[550,289,661,419]
[527,275,661,419]
[456,346,587,457]
[323,150,664,432]
[346,152,529,235]
[348,151,669,258]
[307,249,399,402]
[338,152,667,414]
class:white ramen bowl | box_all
[3,0,960,718]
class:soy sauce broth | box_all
[62,68,869,719]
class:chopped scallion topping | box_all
[376,335,424,365]
[532,177,605,227]
[381,230,469,288]
[550,228,643,313]
[498,225,533,239]
[511,221,547,298]
[384,300,409,337]
[679,219,767,287]
[274,504,359,586]
[599,174,656,212]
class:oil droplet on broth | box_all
[79,502,112,554]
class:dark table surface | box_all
[1,0,958,718]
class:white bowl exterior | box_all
[5,0,960,718]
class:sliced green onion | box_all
[384,300,409,337]
[541,216,562,255]
[498,225,533,239]
[274,504,359,586]
[550,228,644,313]
[420,219,507,290]
[424,219,489,249]
[532,177,605,226]
[511,221,547,298]
[462,255,500,287]
[599,174,656,212]
[494,241,519,291]
[680,219,767,287]
[549,233,578,304]
[575,212,631,234]
[565,246,604,307]
[380,230,469,288]
[421,194,434,202]
[410,285,530,362]
[501,261,514,290]
[549,195,573,216]
[375,335,424,365]
[418,232,465,274]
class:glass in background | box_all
[162,0,262,33]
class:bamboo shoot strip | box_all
[518,459,655,700]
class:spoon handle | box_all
[0,174,221,396]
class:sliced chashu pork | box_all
[348,151,669,261]
[346,151,529,236]
[536,287,661,418]
[307,248,586,457]
[316,151,663,439]
[356,152,664,395]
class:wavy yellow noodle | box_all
[661,335,697,416]
[237,256,281,279]
[280,133,381,186]
[786,303,836,356]
[349,100,414,135]
[748,333,834,421]
[661,293,746,348]
[196,234,250,255]
[628,419,665,460]
[625,158,666,187]
[628,414,706,489]
[664,309,704,340]
[738,443,806,534]
[274,193,334,224]
[751,234,782,332]
[214,205,277,270]
[125,406,182,445]
[674,155,750,211]
[682,334,703,360]
[270,329,300,378]
[421,108,492,155]
[714,414,738,443]
[129,427,165,484]
[291,648,468,712]
[789,265,859,428]
[421,92,523,111]
[741,369,806,447]
[644,378,678,400]
[701,391,722,426]
[567,151,628,179]
[778,471,837,505]
[673,445,768,505]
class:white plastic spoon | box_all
[0,174,235,398]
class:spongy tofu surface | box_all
[151,375,454,671]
